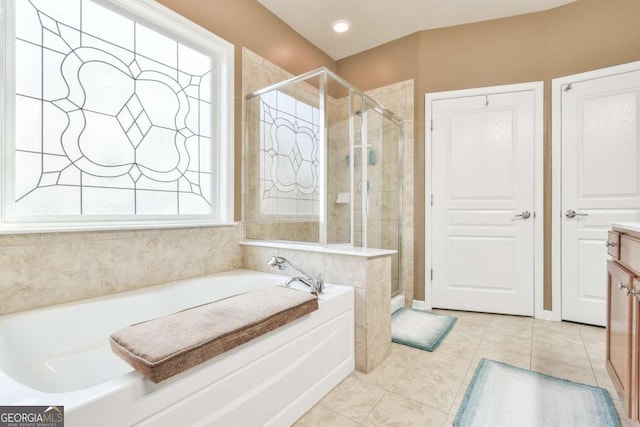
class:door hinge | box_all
[430,269,433,281]
[430,194,434,206]
[430,119,434,131]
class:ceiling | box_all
[257,0,577,60]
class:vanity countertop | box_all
[609,222,640,234]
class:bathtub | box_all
[0,270,355,426]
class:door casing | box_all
[551,61,640,322]
[424,82,544,317]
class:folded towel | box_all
[109,286,318,383]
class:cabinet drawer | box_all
[608,231,620,259]
[621,235,640,274]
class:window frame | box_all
[0,0,235,233]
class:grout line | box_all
[448,315,490,414]
[578,325,600,386]
[317,403,361,425]
[384,368,407,391]
[359,388,388,425]
[529,319,533,370]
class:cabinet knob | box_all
[606,241,617,247]
[618,282,637,296]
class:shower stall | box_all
[244,68,403,296]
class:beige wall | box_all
[336,0,640,306]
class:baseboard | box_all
[535,309,560,321]
[412,300,430,311]
[390,294,405,314]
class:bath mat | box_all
[390,308,457,351]
[454,359,620,427]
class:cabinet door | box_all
[607,260,634,416]
[634,278,640,425]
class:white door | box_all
[560,69,640,326]
[430,89,538,316]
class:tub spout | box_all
[283,274,324,296]
[267,256,324,295]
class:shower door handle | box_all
[357,180,372,192]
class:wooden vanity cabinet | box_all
[634,278,640,426]
[606,259,635,417]
[606,226,640,423]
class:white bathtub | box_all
[0,270,354,426]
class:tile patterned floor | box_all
[294,309,629,427]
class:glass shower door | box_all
[362,101,402,297]
[381,113,402,297]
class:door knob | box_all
[514,211,531,219]
[565,209,588,218]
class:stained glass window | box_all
[259,90,320,218]
[11,0,218,218]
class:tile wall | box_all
[242,243,391,372]
[364,81,415,305]
[0,225,243,315]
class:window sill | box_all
[0,221,240,235]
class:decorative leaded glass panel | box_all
[259,90,320,218]
[13,0,214,216]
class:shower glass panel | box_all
[381,111,403,297]
[358,100,403,296]
[326,76,353,245]
[244,75,322,243]
[351,93,365,247]
[245,68,402,295]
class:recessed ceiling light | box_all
[332,19,351,33]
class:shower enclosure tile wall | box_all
[242,48,413,304]
[365,81,415,305]
[243,53,403,249]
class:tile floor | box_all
[294,309,629,427]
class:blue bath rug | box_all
[390,308,457,352]
[454,359,620,427]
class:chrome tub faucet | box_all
[267,256,324,295]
